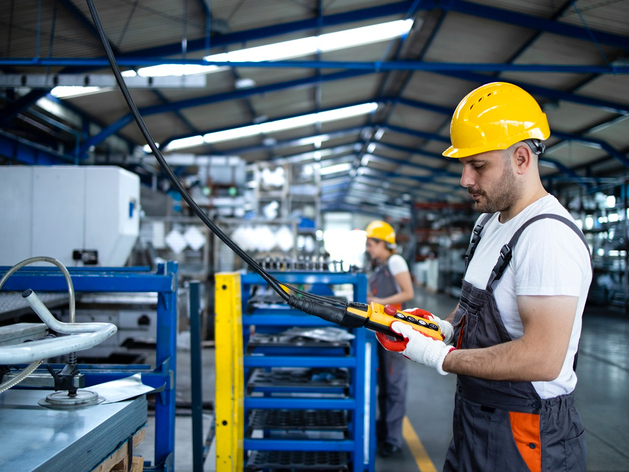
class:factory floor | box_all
[141,285,629,472]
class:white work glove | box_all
[376,321,455,375]
[404,307,454,345]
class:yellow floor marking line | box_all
[402,416,438,472]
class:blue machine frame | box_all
[0,262,179,472]
[240,271,377,472]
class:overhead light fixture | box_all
[320,162,352,176]
[166,102,377,150]
[137,19,414,78]
[162,135,204,151]
[50,86,110,98]
[49,19,413,100]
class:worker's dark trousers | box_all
[376,344,408,449]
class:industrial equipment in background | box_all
[0,166,140,268]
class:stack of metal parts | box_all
[245,330,354,470]
[0,390,147,472]
[257,256,355,272]
[246,450,349,472]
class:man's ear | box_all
[513,144,533,175]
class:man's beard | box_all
[470,164,522,214]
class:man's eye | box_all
[472,164,484,170]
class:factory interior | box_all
[1,1,629,471]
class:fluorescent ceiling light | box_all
[320,162,352,175]
[49,19,412,99]
[163,135,204,151]
[137,19,413,78]
[50,86,109,98]
[166,102,377,150]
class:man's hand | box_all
[404,307,454,344]
[377,321,455,375]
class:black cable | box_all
[85,0,350,313]
[85,0,291,302]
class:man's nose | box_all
[460,166,474,188]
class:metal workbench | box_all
[0,262,178,472]
[0,389,147,472]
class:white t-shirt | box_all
[387,254,410,293]
[464,194,592,399]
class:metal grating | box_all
[245,450,349,471]
[247,409,349,436]
[246,332,351,355]
[246,368,350,395]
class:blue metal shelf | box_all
[240,271,377,472]
[244,356,357,368]
[0,262,178,472]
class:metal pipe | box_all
[0,256,76,322]
[0,290,116,365]
[0,360,43,394]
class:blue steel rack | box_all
[0,262,178,472]
[240,271,377,472]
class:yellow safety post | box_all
[214,273,244,471]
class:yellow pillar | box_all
[214,273,244,471]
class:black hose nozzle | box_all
[288,296,368,328]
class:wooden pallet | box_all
[91,427,145,472]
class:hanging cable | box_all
[84,0,351,315]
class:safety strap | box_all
[484,213,591,373]
[463,213,494,272]
[485,213,592,291]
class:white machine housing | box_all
[0,165,140,267]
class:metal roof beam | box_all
[212,126,365,157]
[436,70,629,115]
[58,0,122,54]
[79,70,370,155]
[113,1,629,64]
[0,131,75,165]
[383,123,450,143]
[361,151,458,178]
[552,130,629,169]
[438,0,629,50]
[0,90,49,126]
[119,2,418,59]
[7,58,629,75]
[160,100,372,149]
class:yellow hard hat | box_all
[366,220,396,246]
[443,82,550,159]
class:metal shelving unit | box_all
[0,262,179,472]
[214,271,376,472]
[240,271,376,472]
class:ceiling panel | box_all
[423,11,534,63]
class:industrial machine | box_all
[0,165,140,268]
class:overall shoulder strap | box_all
[485,213,591,372]
[486,213,592,290]
[464,213,495,272]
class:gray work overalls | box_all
[370,260,408,449]
[444,214,589,472]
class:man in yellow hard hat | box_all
[377,83,592,471]
[364,220,414,457]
